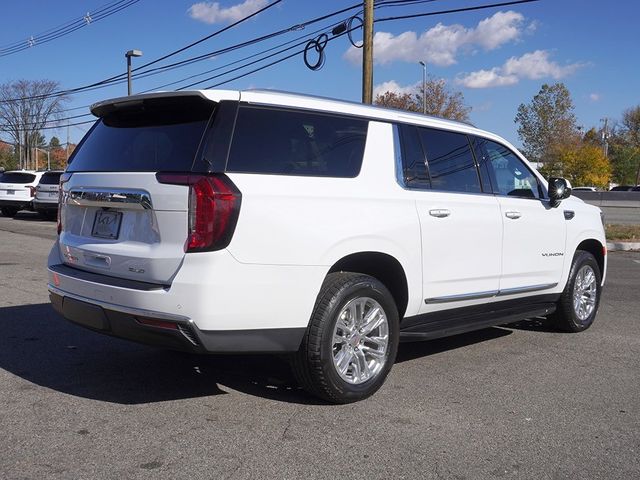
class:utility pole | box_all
[362,0,374,104]
[66,121,70,161]
[419,61,427,114]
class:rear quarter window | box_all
[39,172,63,185]
[226,106,368,178]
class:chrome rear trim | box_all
[65,188,152,210]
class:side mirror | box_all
[548,177,572,208]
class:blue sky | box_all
[0,0,638,148]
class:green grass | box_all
[606,224,640,242]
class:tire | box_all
[551,250,602,332]
[1,207,18,217]
[291,272,399,404]
[41,211,57,221]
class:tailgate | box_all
[59,172,189,285]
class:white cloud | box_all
[344,10,524,66]
[188,0,268,24]
[589,93,600,102]
[373,80,420,98]
[456,50,585,88]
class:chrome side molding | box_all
[425,283,558,304]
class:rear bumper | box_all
[0,198,32,209]
[49,289,305,353]
[33,200,58,212]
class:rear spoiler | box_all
[91,91,213,118]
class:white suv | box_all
[48,90,606,403]
[0,170,44,217]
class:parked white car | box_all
[0,170,43,217]
[48,90,607,403]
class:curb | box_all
[607,241,640,251]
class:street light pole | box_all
[419,61,426,114]
[125,49,143,95]
[35,147,50,170]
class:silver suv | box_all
[33,170,64,219]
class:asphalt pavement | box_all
[0,214,638,479]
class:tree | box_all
[620,105,640,184]
[0,140,17,170]
[514,83,579,164]
[558,142,610,188]
[0,79,69,170]
[375,76,471,122]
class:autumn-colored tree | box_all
[374,76,470,122]
[557,142,610,188]
[0,140,17,170]
[515,83,579,164]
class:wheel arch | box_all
[575,238,605,278]
[327,251,409,319]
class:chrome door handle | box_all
[505,211,522,219]
[429,209,450,218]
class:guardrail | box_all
[571,191,640,208]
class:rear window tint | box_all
[226,106,368,177]
[67,96,215,172]
[0,172,36,184]
[39,172,63,185]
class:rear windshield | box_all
[226,106,368,178]
[0,172,36,184]
[39,171,63,184]
[67,96,215,172]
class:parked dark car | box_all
[610,185,634,191]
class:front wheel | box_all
[551,250,602,332]
[291,272,399,404]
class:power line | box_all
[0,0,142,58]
[377,0,539,22]
[2,0,541,130]
[0,0,285,103]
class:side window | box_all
[398,124,430,188]
[226,106,368,177]
[417,128,481,193]
[479,139,541,199]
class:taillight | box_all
[156,173,242,252]
[57,173,72,236]
[29,186,36,197]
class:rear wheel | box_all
[1,207,18,217]
[292,272,399,404]
[551,250,602,332]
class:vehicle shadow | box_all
[0,303,537,405]
[12,211,51,222]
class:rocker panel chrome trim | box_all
[425,283,558,304]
